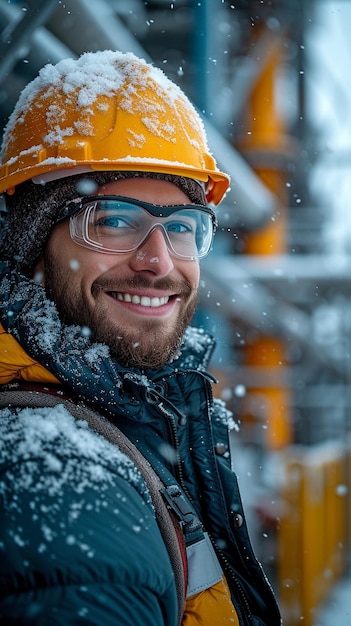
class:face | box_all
[38,178,200,369]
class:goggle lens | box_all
[64,196,216,260]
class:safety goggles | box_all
[58,195,217,260]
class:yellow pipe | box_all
[238,29,292,449]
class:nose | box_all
[128,227,175,276]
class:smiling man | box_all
[39,177,202,368]
[0,51,281,626]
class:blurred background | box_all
[1,1,350,624]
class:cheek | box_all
[46,225,96,280]
[72,255,115,280]
[46,223,77,268]
[184,261,200,288]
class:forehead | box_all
[96,177,193,205]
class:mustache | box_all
[92,275,194,297]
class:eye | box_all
[94,211,138,232]
[96,213,131,228]
[165,219,196,235]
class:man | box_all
[0,50,281,625]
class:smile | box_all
[110,292,170,308]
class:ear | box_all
[33,258,45,287]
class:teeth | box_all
[113,292,170,307]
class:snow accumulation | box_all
[0,403,151,510]
[1,49,207,162]
[211,398,239,433]
[0,404,152,557]
[0,404,148,506]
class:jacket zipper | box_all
[151,377,280,626]
[211,536,254,626]
[154,382,254,626]
[154,397,194,503]
[200,378,255,626]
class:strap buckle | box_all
[161,485,203,545]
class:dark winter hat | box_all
[0,171,207,275]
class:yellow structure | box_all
[238,29,293,450]
[278,443,349,626]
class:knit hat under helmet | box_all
[0,171,207,275]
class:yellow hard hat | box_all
[0,50,230,205]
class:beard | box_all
[43,254,198,369]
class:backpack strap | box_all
[0,389,186,625]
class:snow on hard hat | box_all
[0,50,230,205]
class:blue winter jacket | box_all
[0,262,281,626]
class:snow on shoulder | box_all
[0,403,154,561]
[0,403,151,508]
